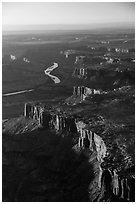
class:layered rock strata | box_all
[72,67,88,79]
[24,102,134,201]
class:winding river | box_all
[3,62,60,97]
[44,62,60,84]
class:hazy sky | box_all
[2,2,135,30]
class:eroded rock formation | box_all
[73,86,101,98]
[100,168,135,201]
[24,103,77,133]
[75,56,86,65]
[72,67,88,79]
[24,102,134,201]
[73,86,92,101]
[65,86,102,105]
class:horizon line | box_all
[3,22,135,32]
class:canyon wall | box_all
[24,102,134,201]
[65,86,101,105]
[72,67,88,79]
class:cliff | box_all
[65,86,101,105]
[72,56,135,89]
[2,51,135,201]
[3,100,134,201]
[3,105,134,201]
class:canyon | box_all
[2,31,135,202]
[20,101,134,201]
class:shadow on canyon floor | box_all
[3,128,95,202]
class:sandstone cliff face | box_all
[75,120,134,201]
[72,67,88,79]
[60,49,76,58]
[3,101,135,202]
[24,103,107,163]
[65,86,102,105]
[24,103,106,192]
[23,102,135,201]
[75,120,106,162]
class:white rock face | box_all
[76,121,87,131]
[101,40,109,44]
[85,87,92,95]
[65,53,69,58]
[10,55,16,61]
[93,89,101,94]
[72,86,102,104]
[31,37,36,40]
[115,48,129,53]
[104,57,113,64]
[76,121,107,163]
[73,86,93,102]
[123,40,127,43]
[61,50,76,58]
[23,57,30,63]
[94,133,107,162]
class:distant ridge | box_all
[3,22,134,33]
